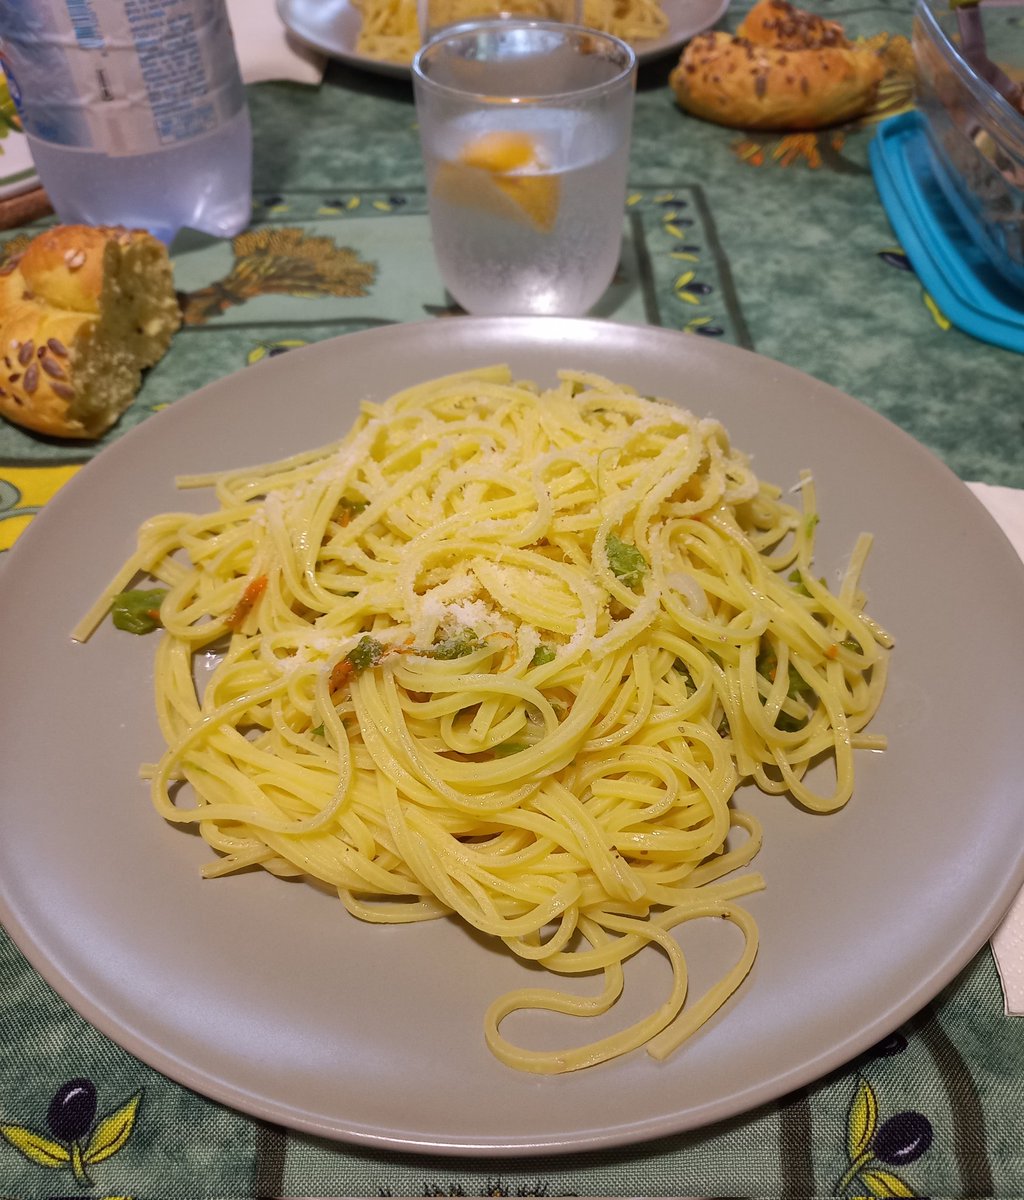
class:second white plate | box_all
[278,0,729,77]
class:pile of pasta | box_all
[353,0,668,64]
[81,367,891,1073]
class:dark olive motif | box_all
[46,1078,97,1142]
[877,250,912,272]
[873,1110,934,1166]
[870,1032,908,1057]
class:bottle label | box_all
[0,0,246,156]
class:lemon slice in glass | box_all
[432,131,560,233]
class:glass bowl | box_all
[912,0,1024,291]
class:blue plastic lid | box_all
[869,111,1024,354]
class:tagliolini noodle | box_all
[353,0,669,63]
[77,367,891,1073]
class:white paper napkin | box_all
[968,482,1024,1015]
[227,0,326,85]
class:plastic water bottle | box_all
[0,0,252,244]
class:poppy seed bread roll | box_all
[669,0,885,131]
[0,225,181,439]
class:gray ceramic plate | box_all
[277,0,728,77]
[2,317,1024,1155]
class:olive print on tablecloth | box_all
[0,1078,141,1190]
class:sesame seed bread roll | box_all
[0,225,181,439]
[669,0,885,131]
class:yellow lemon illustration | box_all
[433,130,560,233]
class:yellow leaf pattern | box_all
[84,1092,142,1165]
[861,1168,916,1197]
[0,1124,70,1166]
[848,1077,878,1160]
[923,292,952,330]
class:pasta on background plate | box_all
[353,0,669,64]
[78,366,891,1073]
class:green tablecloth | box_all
[2,0,1024,1195]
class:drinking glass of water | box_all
[412,20,637,316]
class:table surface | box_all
[2,0,1024,1195]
